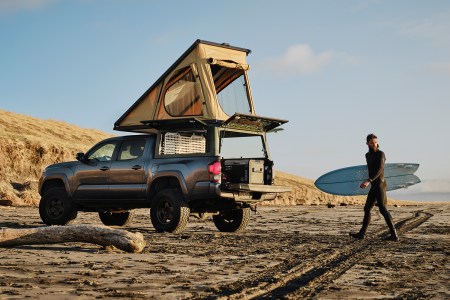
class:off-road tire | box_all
[39,187,77,225]
[99,210,134,226]
[150,189,190,233]
[213,207,251,232]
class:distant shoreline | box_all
[389,192,450,203]
[389,198,450,206]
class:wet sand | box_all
[0,203,448,299]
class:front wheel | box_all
[99,210,134,226]
[213,207,251,232]
[39,187,77,225]
[150,189,190,233]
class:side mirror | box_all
[76,152,85,162]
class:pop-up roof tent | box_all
[114,39,287,133]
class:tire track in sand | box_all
[211,210,432,300]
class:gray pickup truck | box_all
[38,114,290,233]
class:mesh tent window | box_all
[163,67,202,117]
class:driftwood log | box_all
[0,225,146,253]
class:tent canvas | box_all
[114,40,259,133]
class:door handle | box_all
[100,166,110,171]
[132,165,142,170]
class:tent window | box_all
[210,64,251,116]
[164,67,202,117]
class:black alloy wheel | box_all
[98,210,134,226]
[39,187,77,225]
[213,207,251,232]
[150,189,190,233]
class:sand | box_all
[0,203,448,299]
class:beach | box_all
[0,203,448,299]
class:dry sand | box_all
[0,203,448,299]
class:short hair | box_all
[366,133,377,143]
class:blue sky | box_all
[1,0,449,201]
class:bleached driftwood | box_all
[0,225,146,253]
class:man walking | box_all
[350,133,399,241]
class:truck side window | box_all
[87,142,116,162]
[118,139,146,161]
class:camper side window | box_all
[210,65,252,116]
[159,131,206,155]
[164,67,202,117]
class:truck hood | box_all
[46,161,78,170]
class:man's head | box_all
[366,133,378,151]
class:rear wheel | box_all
[39,187,77,225]
[213,207,251,232]
[150,189,190,233]
[99,210,134,226]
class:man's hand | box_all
[360,180,370,189]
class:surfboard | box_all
[314,163,421,196]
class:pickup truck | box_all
[38,114,290,233]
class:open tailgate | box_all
[221,113,288,132]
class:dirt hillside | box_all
[0,109,405,207]
[0,109,113,205]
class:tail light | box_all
[208,161,222,183]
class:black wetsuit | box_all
[359,148,397,237]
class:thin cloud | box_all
[384,10,450,48]
[0,0,57,13]
[426,62,450,76]
[264,44,334,75]
[383,11,450,76]
[260,44,361,76]
[395,18,447,40]
[336,52,363,67]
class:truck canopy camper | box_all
[114,39,286,134]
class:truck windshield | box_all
[220,135,266,159]
[210,65,252,116]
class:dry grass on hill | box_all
[0,109,113,206]
[0,109,408,207]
